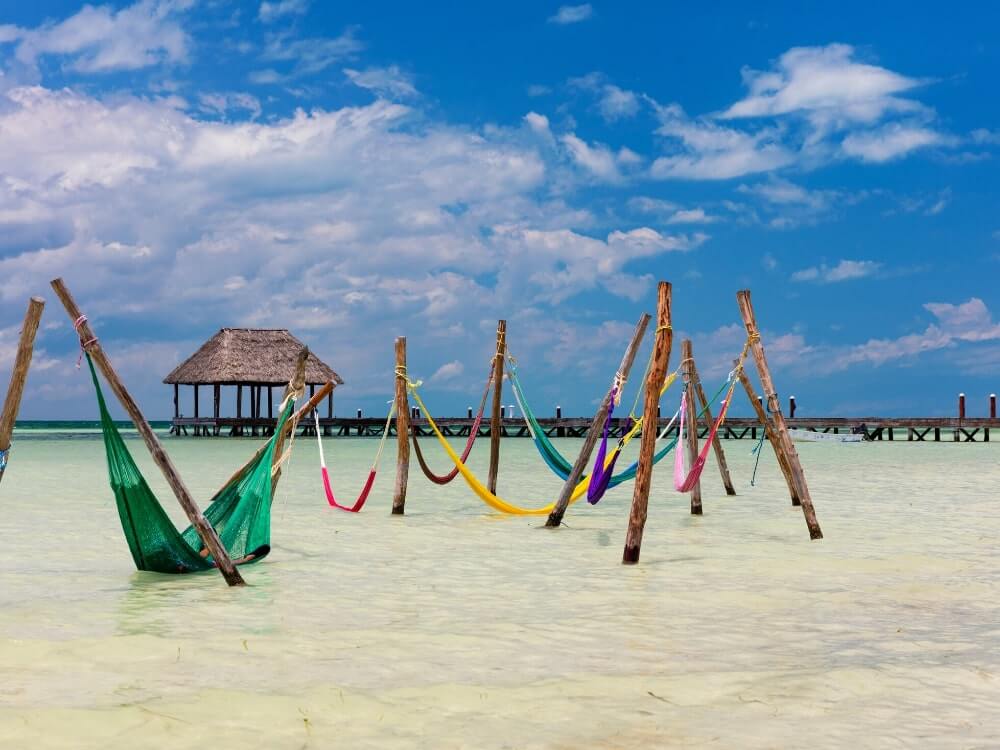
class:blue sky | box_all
[0,0,998,419]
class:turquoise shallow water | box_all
[0,427,998,748]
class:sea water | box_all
[0,426,998,748]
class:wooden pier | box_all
[169,414,999,442]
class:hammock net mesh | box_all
[88,354,293,574]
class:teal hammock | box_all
[88,354,294,574]
[508,363,729,489]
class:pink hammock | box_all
[674,382,736,493]
[314,404,394,512]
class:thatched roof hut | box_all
[164,329,343,436]
[164,328,342,386]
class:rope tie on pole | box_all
[73,314,98,369]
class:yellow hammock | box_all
[405,369,679,516]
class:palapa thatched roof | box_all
[164,328,343,386]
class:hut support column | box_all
[50,278,244,586]
[213,384,220,436]
[623,282,672,564]
[737,290,822,540]
[547,312,651,528]
[193,385,200,436]
[0,297,45,484]
[487,320,506,495]
[736,367,799,506]
[392,337,410,515]
[688,343,735,496]
[681,340,702,515]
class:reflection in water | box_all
[0,434,998,748]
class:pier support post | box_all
[487,320,506,495]
[681,340,702,514]
[688,344,736,496]
[547,311,651,528]
[392,337,410,515]
[50,278,244,586]
[623,281,672,563]
[737,289,822,540]
[737,367,799,506]
[789,396,796,419]
[0,297,45,485]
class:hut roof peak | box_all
[163,328,343,386]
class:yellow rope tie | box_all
[656,324,672,333]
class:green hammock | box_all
[88,354,295,574]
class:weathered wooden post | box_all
[547,312,651,528]
[959,393,966,419]
[487,320,506,495]
[623,282,672,563]
[680,340,702,514]
[467,406,473,419]
[736,366,800,506]
[737,290,822,540]
[0,297,45,484]
[991,393,997,419]
[268,348,308,495]
[392,337,410,515]
[50,278,244,586]
[789,395,797,418]
[688,345,736,496]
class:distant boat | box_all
[788,429,865,443]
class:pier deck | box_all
[170,416,998,442]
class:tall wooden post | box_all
[990,394,997,419]
[736,366,800,506]
[213,383,221,436]
[789,396,797,418]
[546,312,651,528]
[173,384,179,418]
[268,349,308,497]
[623,282,672,564]
[487,320,506,495]
[681,340,702,515]
[50,278,244,586]
[0,297,45,484]
[958,393,966,420]
[688,346,736,496]
[392,337,410,515]
[736,290,822,540]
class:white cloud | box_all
[665,208,717,224]
[970,128,1000,145]
[344,65,417,99]
[1,0,191,73]
[560,133,621,181]
[430,360,464,382]
[548,4,593,24]
[791,259,881,283]
[650,104,793,180]
[198,92,262,120]
[569,73,640,122]
[255,26,363,82]
[524,111,552,137]
[721,44,925,122]
[258,0,310,23]
[841,124,948,162]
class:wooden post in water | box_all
[50,278,245,586]
[487,320,506,495]
[0,297,45,484]
[267,349,308,496]
[392,337,410,515]
[789,395,797,418]
[681,340,703,514]
[991,394,997,419]
[736,367,800,506]
[547,312,651,528]
[623,282,672,564]
[688,345,736,496]
[736,289,822,540]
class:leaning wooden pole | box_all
[0,296,45,485]
[688,345,736,496]
[680,339,703,515]
[267,348,308,499]
[392,337,410,515]
[736,290,822,540]
[735,366,800,506]
[50,278,244,586]
[546,312,651,528]
[487,320,506,495]
[623,282,672,564]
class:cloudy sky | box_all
[0,0,998,419]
